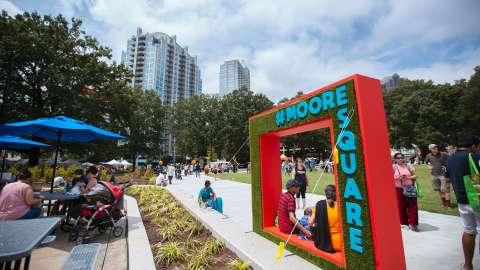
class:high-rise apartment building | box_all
[381,73,405,92]
[219,60,250,96]
[121,27,202,106]
[121,27,202,157]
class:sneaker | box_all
[409,225,420,232]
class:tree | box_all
[456,66,480,137]
[120,88,166,168]
[170,88,273,163]
[383,67,480,155]
[170,94,223,160]
[220,87,273,163]
[0,11,167,164]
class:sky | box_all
[3,0,480,101]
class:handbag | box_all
[403,185,417,198]
[463,154,480,211]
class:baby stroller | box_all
[70,181,125,244]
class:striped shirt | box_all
[278,191,296,233]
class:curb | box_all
[125,195,156,270]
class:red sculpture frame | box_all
[249,74,406,269]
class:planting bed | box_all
[126,186,252,270]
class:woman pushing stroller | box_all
[66,166,124,243]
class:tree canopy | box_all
[0,11,166,163]
[171,88,273,163]
[384,67,480,155]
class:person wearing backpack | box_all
[393,153,419,232]
[445,136,480,270]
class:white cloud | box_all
[32,0,480,101]
[0,0,21,15]
[399,49,480,83]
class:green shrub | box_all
[187,253,209,270]
[188,221,204,237]
[150,176,156,185]
[28,166,42,181]
[184,237,201,250]
[157,226,178,242]
[7,166,17,176]
[152,216,167,226]
[142,203,160,214]
[171,220,188,232]
[100,169,110,181]
[65,165,78,179]
[202,239,224,255]
[43,166,53,183]
[145,168,154,180]
[228,259,252,270]
[155,242,184,264]
[56,166,66,178]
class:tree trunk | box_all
[132,153,136,172]
[28,148,40,167]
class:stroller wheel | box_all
[61,221,75,232]
[113,226,123,237]
[68,232,77,242]
[76,236,84,245]
[76,228,89,245]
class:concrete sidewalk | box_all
[167,174,479,270]
[31,217,127,270]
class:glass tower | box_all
[121,27,202,156]
[121,27,202,106]
[219,60,250,96]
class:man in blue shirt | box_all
[445,136,480,270]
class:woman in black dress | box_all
[294,157,308,209]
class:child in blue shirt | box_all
[298,207,314,240]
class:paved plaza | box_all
[166,173,480,270]
[30,217,127,270]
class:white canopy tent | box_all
[104,159,121,166]
[120,160,132,166]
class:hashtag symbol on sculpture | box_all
[276,110,285,127]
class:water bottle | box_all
[64,181,68,193]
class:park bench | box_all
[60,243,101,270]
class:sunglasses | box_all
[396,157,405,160]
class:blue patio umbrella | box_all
[0,135,51,175]
[0,116,125,193]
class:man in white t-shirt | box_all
[167,166,175,184]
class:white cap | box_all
[428,144,437,150]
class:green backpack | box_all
[463,154,480,210]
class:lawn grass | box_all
[216,165,458,216]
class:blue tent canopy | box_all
[0,135,50,175]
[0,116,124,142]
[0,135,50,150]
[0,116,125,195]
